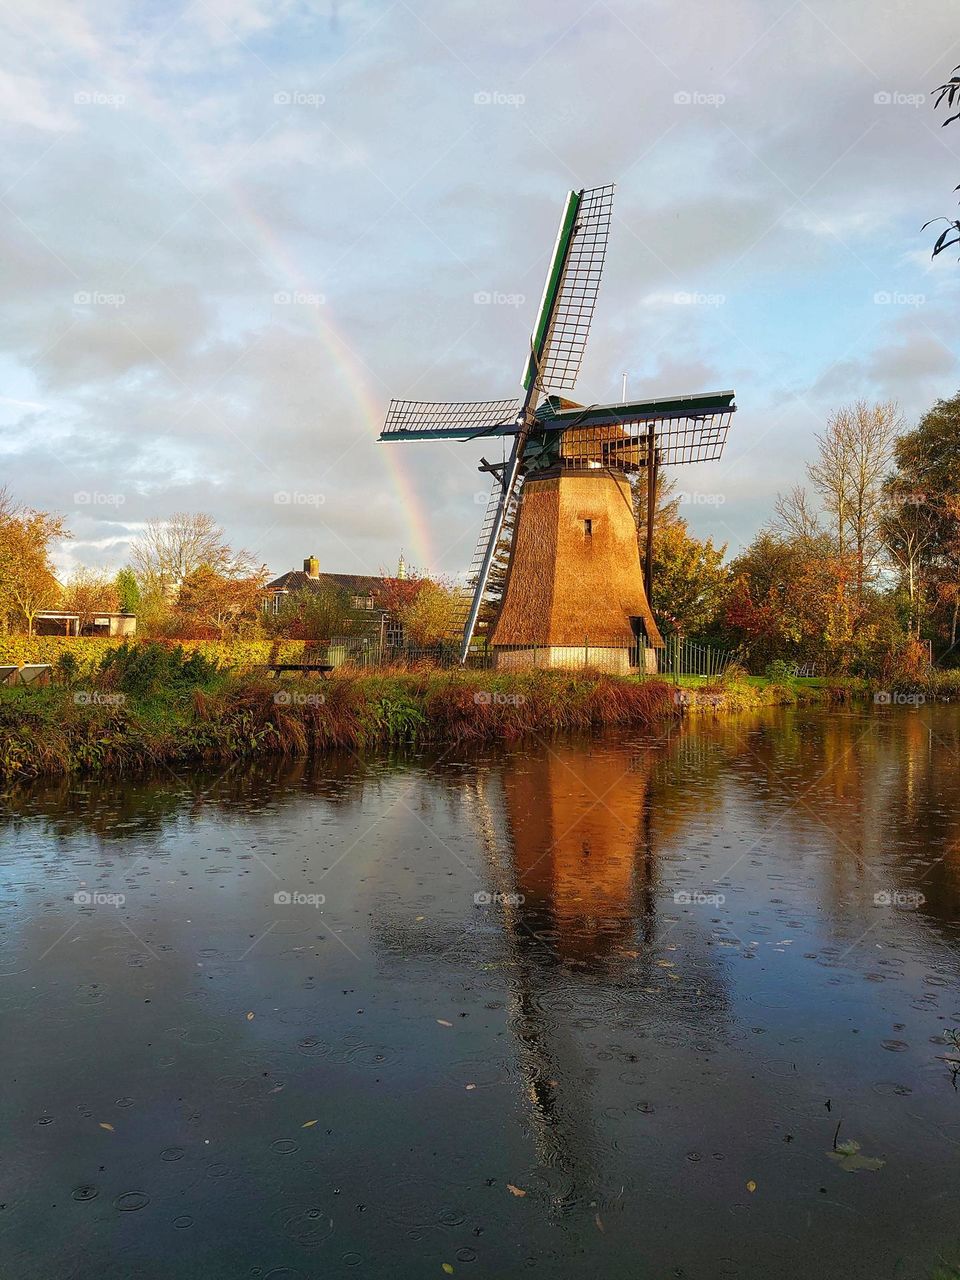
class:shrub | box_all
[764,659,794,683]
[99,642,222,699]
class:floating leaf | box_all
[827,1140,885,1173]
[302,1119,318,1128]
[506,1184,527,1197]
[436,1019,453,1028]
[442,1266,454,1275]
[99,1122,115,1132]
[746,1180,757,1192]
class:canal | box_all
[1,704,959,1278]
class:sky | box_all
[1,0,959,583]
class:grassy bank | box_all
[2,636,948,783]
[675,673,868,713]
[0,667,677,782]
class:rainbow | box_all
[201,186,437,573]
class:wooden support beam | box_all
[644,423,657,604]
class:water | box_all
[1,704,959,1279]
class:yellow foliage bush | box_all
[0,636,310,674]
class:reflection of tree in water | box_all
[0,751,397,847]
[680,706,960,934]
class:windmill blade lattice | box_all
[536,392,735,467]
[534,183,614,393]
[381,397,521,440]
[446,464,526,643]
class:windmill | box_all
[379,183,736,669]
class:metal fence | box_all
[315,634,734,679]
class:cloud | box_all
[2,0,959,573]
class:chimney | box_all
[303,556,319,579]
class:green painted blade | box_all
[536,391,737,427]
[521,190,581,391]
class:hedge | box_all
[0,636,310,675]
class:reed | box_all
[0,668,677,782]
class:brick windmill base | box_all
[490,468,663,674]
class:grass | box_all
[0,665,678,782]
[673,672,866,711]
[0,640,922,784]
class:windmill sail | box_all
[380,397,520,441]
[535,391,735,466]
[527,183,615,394]
[447,472,526,648]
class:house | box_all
[263,556,402,614]
[263,555,411,646]
[34,611,137,637]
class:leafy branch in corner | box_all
[924,65,960,257]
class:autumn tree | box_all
[61,568,120,631]
[770,485,822,543]
[650,520,727,637]
[131,513,247,597]
[878,482,940,636]
[265,584,362,643]
[177,562,268,638]
[400,579,464,647]
[808,401,901,603]
[885,392,960,656]
[720,531,856,670]
[0,490,68,634]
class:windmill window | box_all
[583,519,593,537]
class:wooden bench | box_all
[267,663,333,677]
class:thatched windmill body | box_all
[379,184,736,670]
